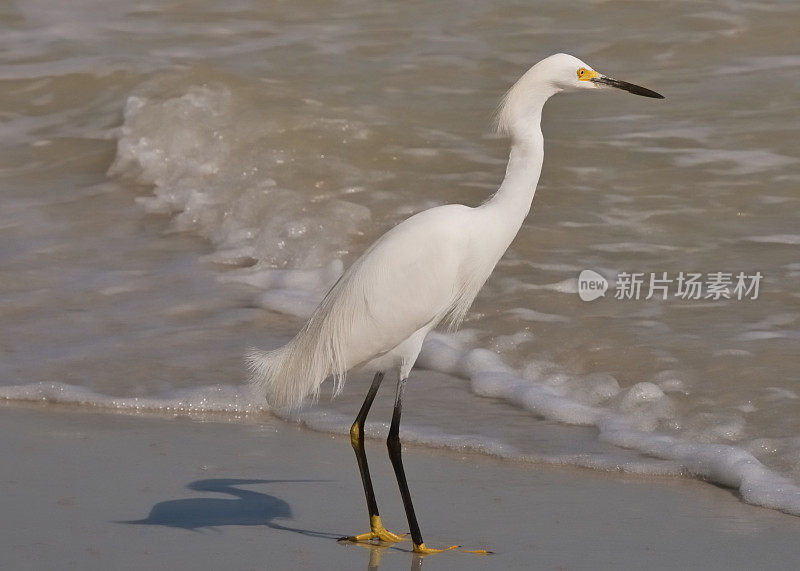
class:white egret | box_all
[247,53,663,554]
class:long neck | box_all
[482,114,544,232]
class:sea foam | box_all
[109,83,373,275]
[5,333,800,517]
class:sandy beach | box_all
[3,405,800,571]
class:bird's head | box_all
[543,53,664,98]
[495,53,663,139]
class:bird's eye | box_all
[577,68,585,77]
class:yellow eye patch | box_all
[577,67,600,81]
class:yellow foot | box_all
[412,543,459,555]
[461,548,493,555]
[338,515,407,544]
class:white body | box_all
[248,53,601,410]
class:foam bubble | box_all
[0,381,265,416]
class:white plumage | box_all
[247,53,663,411]
[246,203,486,409]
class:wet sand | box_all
[2,405,800,570]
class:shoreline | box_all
[3,404,800,570]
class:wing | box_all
[315,204,474,371]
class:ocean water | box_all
[2,1,800,515]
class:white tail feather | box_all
[246,333,342,411]
[246,345,303,411]
[246,284,353,410]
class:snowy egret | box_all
[247,53,663,554]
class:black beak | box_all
[591,76,664,99]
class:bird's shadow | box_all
[122,478,439,569]
[120,478,335,538]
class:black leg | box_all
[387,376,458,554]
[340,372,406,543]
[386,377,424,545]
[351,371,384,520]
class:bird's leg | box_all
[339,372,406,544]
[387,376,457,555]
